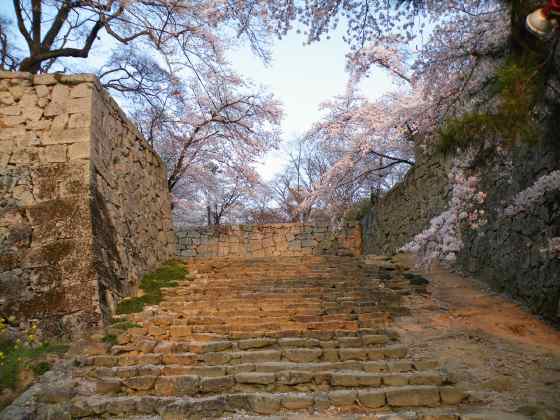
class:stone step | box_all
[83,345,409,368]
[90,359,435,380]
[164,286,389,295]
[152,313,369,325]
[120,327,399,343]
[144,321,366,337]
[165,287,403,295]
[109,334,394,355]
[141,318,388,332]
[63,255,476,419]
[93,369,447,397]
[157,306,391,318]
[70,386,467,418]
[168,280,394,288]
[222,412,531,420]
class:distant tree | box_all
[240,184,287,225]
[173,163,264,226]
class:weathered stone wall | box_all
[361,131,560,321]
[89,81,176,320]
[0,72,175,334]
[361,154,452,255]
[176,223,362,258]
[457,134,560,321]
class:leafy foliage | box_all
[438,57,544,154]
[31,361,51,376]
[116,260,187,315]
[101,335,118,346]
[0,338,68,391]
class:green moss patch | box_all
[343,197,374,222]
[116,260,187,315]
[438,56,544,155]
[102,334,118,346]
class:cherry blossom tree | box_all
[5,0,274,74]
[133,66,281,195]
[280,85,416,222]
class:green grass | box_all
[102,334,118,346]
[31,361,51,376]
[116,260,187,315]
[0,340,69,391]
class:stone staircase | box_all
[69,256,476,419]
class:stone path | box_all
[1,255,535,419]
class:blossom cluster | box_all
[503,170,560,217]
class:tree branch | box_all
[13,0,33,48]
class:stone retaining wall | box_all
[361,155,452,255]
[0,72,175,334]
[361,135,560,321]
[176,223,362,258]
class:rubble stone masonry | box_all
[361,138,560,321]
[176,223,362,258]
[0,72,175,335]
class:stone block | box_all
[284,348,322,363]
[383,374,409,386]
[162,353,197,365]
[358,389,386,408]
[439,386,467,404]
[248,394,282,414]
[68,112,91,128]
[387,361,414,372]
[238,350,281,363]
[322,349,339,362]
[203,351,232,365]
[363,334,388,345]
[238,338,276,350]
[189,341,232,353]
[155,375,199,396]
[409,372,443,386]
[0,91,14,105]
[331,372,382,387]
[40,145,67,163]
[199,376,235,393]
[328,390,357,406]
[71,83,92,98]
[339,348,369,361]
[384,345,408,358]
[386,385,441,407]
[235,372,275,384]
[122,375,157,391]
[35,84,49,98]
[96,378,122,394]
[278,337,319,348]
[276,370,313,385]
[281,393,314,409]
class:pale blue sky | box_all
[0,3,397,180]
[226,30,397,180]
